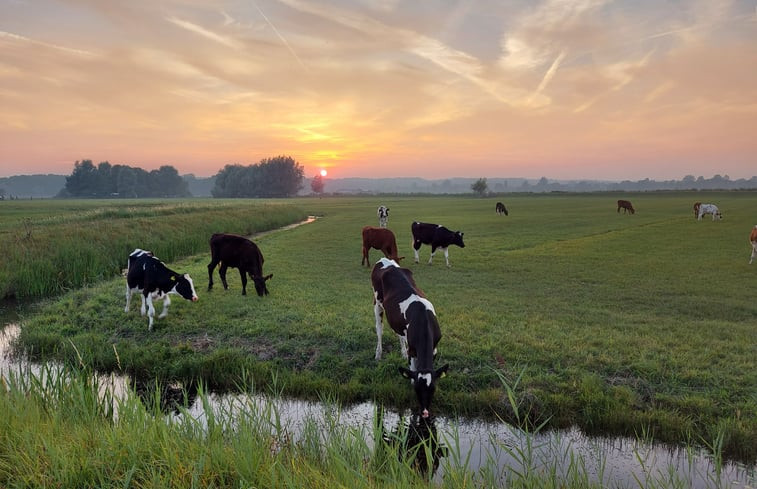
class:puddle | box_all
[1,323,754,488]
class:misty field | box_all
[7,192,757,462]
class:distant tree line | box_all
[60,160,190,198]
[57,155,304,199]
[211,156,304,198]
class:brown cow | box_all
[693,202,702,219]
[750,226,757,264]
[362,226,403,266]
[617,199,635,214]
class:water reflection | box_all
[382,411,447,478]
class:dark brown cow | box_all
[362,226,403,266]
[617,199,635,214]
[207,233,272,296]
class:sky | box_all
[1,0,756,181]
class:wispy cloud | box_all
[165,16,241,49]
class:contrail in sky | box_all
[251,0,307,71]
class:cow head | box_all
[399,364,449,418]
[251,273,273,296]
[173,273,199,302]
[453,231,465,248]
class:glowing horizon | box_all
[1,1,755,181]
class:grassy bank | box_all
[1,361,739,488]
[11,193,757,462]
[0,199,308,298]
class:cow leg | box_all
[125,285,132,313]
[140,294,147,316]
[362,246,369,267]
[413,241,421,263]
[399,334,409,360]
[428,246,437,265]
[750,243,757,264]
[374,301,384,360]
[219,264,229,290]
[159,295,171,319]
[145,293,155,331]
[443,247,450,267]
[238,269,247,295]
[207,260,218,291]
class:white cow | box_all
[377,205,389,228]
[697,203,722,221]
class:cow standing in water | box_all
[411,221,465,267]
[617,200,635,214]
[207,233,272,296]
[125,249,199,331]
[371,258,448,418]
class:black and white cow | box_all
[207,233,272,296]
[411,221,465,267]
[372,257,448,418]
[377,205,389,228]
[125,248,199,331]
[495,202,508,216]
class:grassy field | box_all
[0,199,308,298]
[8,192,757,462]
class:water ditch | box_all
[1,319,754,488]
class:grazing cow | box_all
[693,202,701,219]
[495,202,508,216]
[207,233,272,296]
[697,203,722,221]
[377,205,390,228]
[411,221,465,267]
[125,248,199,331]
[372,258,448,418]
[362,226,404,266]
[749,226,757,264]
[617,199,635,214]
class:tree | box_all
[471,177,488,196]
[311,174,325,195]
[211,155,304,198]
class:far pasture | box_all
[12,192,757,461]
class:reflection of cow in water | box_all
[617,199,635,214]
[382,413,446,477]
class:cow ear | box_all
[398,367,415,379]
[435,364,449,379]
[264,274,273,281]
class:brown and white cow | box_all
[371,258,448,418]
[749,226,757,264]
[617,199,635,214]
[411,221,465,267]
[697,203,722,221]
[207,233,272,296]
[693,202,702,219]
[362,226,403,266]
[125,248,199,331]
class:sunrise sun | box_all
[320,169,328,177]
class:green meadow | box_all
[5,192,757,462]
